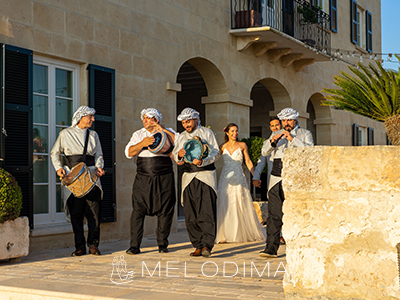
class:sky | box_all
[381,0,400,66]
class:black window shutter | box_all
[350,0,358,44]
[88,64,116,223]
[0,44,33,228]
[330,0,338,33]
[367,127,374,145]
[366,10,373,52]
[352,123,359,146]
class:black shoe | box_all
[259,249,277,258]
[71,248,86,257]
[158,246,168,253]
[126,247,140,255]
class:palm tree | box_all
[322,55,400,145]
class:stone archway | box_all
[307,93,332,145]
[250,78,292,139]
[175,57,228,141]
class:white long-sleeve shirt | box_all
[261,126,314,190]
[172,126,220,204]
[50,126,104,219]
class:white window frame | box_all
[356,7,364,48]
[261,0,277,26]
[33,56,80,225]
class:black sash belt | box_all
[65,155,95,169]
[184,163,215,173]
[137,156,173,176]
[271,158,282,177]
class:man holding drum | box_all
[172,107,220,257]
[51,106,105,257]
[125,108,177,255]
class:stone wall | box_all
[282,146,400,300]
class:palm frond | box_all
[322,59,400,123]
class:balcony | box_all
[230,0,331,71]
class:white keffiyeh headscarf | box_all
[177,107,201,126]
[277,108,299,120]
[140,108,162,122]
[71,106,96,127]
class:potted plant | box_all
[297,3,322,24]
[0,167,29,261]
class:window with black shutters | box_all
[352,123,359,146]
[0,44,34,228]
[367,127,374,145]
[88,64,116,223]
[366,10,372,52]
[350,0,358,44]
[32,57,80,225]
[330,0,337,32]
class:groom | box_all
[259,108,314,258]
[172,107,220,257]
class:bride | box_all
[215,123,266,243]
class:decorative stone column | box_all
[202,94,253,178]
[282,146,400,300]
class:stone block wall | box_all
[282,146,400,300]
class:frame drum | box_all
[148,130,173,154]
[183,136,209,164]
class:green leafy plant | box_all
[0,168,23,223]
[322,55,400,145]
[242,136,268,173]
[297,4,322,24]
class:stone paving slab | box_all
[0,229,286,300]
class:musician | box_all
[172,107,220,257]
[51,106,105,257]
[259,108,313,258]
[125,108,177,255]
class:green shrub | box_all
[0,168,22,223]
[242,136,268,173]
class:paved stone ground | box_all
[0,229,286,299]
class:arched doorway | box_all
[250,82,275,139]
[307,93,332,145]
[307,100,317,144]
[176,62,207,132]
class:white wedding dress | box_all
[215,148,266,243]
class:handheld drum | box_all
[183,136,210,164]
[148,130,173,154]
[62,162,98,198]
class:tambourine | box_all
[148,130,173,154]
[183,136,210,164]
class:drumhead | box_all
[62,162,86,185]
[149,132,163,150]
[183,139,203,163]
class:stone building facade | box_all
[0,0,384,251]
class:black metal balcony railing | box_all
[231,0,331,54]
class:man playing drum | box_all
[172,108,220,257]
[125,108,177,255]
[51,106,105,257]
